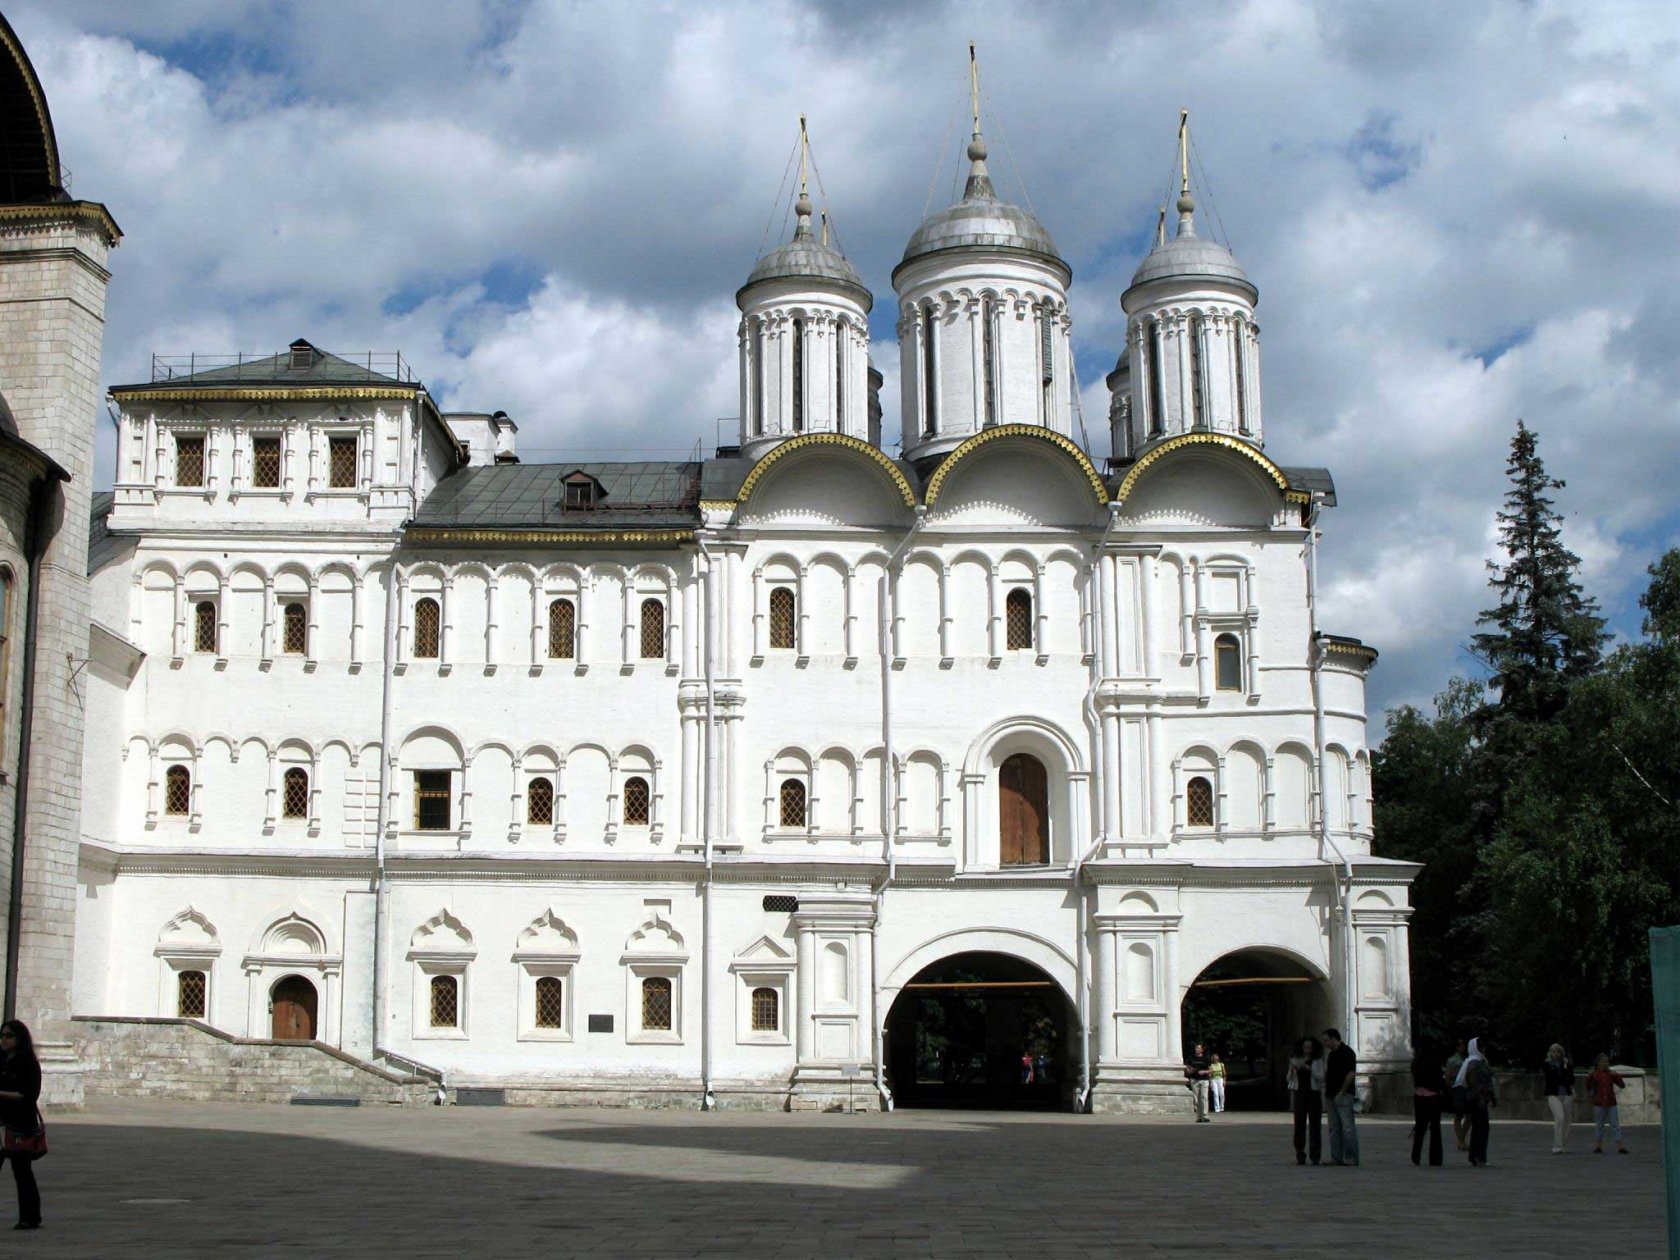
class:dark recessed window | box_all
[769,587,796,650]
[779,779,806,828]
[194,601,218,654]
[414,770,452,831]
[252,436,281,488]
[623,776,650,826]
[282,602,307,655]
[165,764,192,816]
[429,974,459,1028]
[1186,776,1214,828]
[282,767,309,819]
[639,600,665,660]
[527,777,554,825]
[1214,633,1242,692]
[1005,589,1033,651]
[641,976,672,1031]
[751,986,779,1033]
[535,976,565,1029]
[177,970,207,1019]
[413,598,440,659]
[176,435,205,487]
[547,599,575,659]
[329,436,358,488]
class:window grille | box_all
[639,599,665,660]
[527,777,554,825]
[414,770,452,831]
[194,601,218,653]
[282,767,310,819]
[1214,633,1243,691]
[413,598,440,659]
[779,779,806,828]
[177,969,207,1019]
[535,976,565,1029]
[252,437,281,487]
[165,764,191,816]
[548,598,575,659]
[329,436,358,488]
[769,587,796,650]
[623,776,650,826]
[282,601,307,654]
[429,974,459,1028]
[751,986,779,1033]
[1005,588,1034,651]
[176,434,205,487]
[761,895,798,913]
[1186,776,1215,828]
[641,976,672,1031]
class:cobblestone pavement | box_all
[7,1102,1664,1258]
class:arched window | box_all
[779,779,806,828]
[177,969,207,1019]
[527,777,554,825]
[1005,588,1034,651]
[1233,318,1251,435]
[1147,319,1166,436]
[534,976,565,1029]
[641,976,672,1031]
[769,586,796,650]
[622,775,650,826]
[981,295,999,427]
[835,325,846,429]
[282,601,307,655]
[1189,314,1207,429]
[1186,775,1215,828]
[547,598,575,659]
[751,318,765,435]
[921,301,938,437]
[282,767,309,819]
[164,764,192,816]
[194,600,217,653]
[751,986,779,1033]
[1214,633,1242,692]
[639,599,665,660]
[413,597,440,658]
[791,316,806,432]
[998,753,1049,865]
[429,974,459,1028]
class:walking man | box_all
[1185,1043,1213,1122]
[1322,1028,1359,1166]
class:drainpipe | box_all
[871,504,924,1111]
[696,532,718,1111]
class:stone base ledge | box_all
[1089,1063,1194,1117]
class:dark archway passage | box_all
[886,951,1072,1110]
[1180,949,1335,1111]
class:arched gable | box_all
[924,425,1108,515]
[0,13,61,201]
[736,433,917,524]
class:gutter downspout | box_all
[697,532,718,1111]
[4,479,51,1021]
[872,504,924,1111]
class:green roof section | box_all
[411,462,703,532]
[112,339,420,392]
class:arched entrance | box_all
[886,951,1072,1109]
[270,974,318,1040]
[1180,948,1335,1111]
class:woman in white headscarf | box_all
[1454,1037,1496,1166]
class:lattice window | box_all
[779,779,806,828]
[176,434,205,487]
[1186,776,1215,828]
[252,437,281,488]
[535,976,564,1029]
[548,598,575,659]
[282,767,310,819]
[194,601,218,653]
[639,599,665,660]
[164,764,191,816]
[282,601,307,654]
[413,598,440,659]
[751,986,779,1033]
[1005,588,1034,651]
[769,587,796,650]
[527,777,554,825]
[429,974,459,1028]
[641,976,672,1031]
[623,776,650,826]
[177,969,207,1019]
[329,436,358,488]
[414,770,452,831]
[1215,633,1242,691]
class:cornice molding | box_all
[110,384,416,403]
[403,527,695,548]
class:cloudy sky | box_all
[13,0,1679,720]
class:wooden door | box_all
[271,975,318,1040]
[999,754,1049,865]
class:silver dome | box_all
[739,233,871,310]
[1127,201,1255,299]
[895,144,1068,281]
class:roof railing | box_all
[148,351,419,384]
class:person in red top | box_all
[1585,1053,1630,1155]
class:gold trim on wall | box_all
[923,424,1109,508]
[734,432,917,507]
[404,527,695,547]
[110,385,417,402]
[0,201,121,244]
[1113,431,1291,504]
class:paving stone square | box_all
[8,1102,1664,1257]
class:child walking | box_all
[1585,1054,1629,1155]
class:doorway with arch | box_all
[1180,948,1335,1110]
[270,974,319,1040]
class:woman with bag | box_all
[0,1020,44,1229]
[1455,1037,1496,1167]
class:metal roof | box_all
[895,149,1066,281]
[1278,465,1336,507]
[412,462,702,530]
[112,340,419,392]
[1126,205,1254,299]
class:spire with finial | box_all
[793,113,815,239]
[1174,108,1197,238]
[963,41,995,200]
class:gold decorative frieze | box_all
[923,423,1109,508]
[403,527,695,547]
[734,432,917,507]
[1114,431,1291,504]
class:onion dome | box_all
[1126,189,1254,299]
[894,134,1067,281]
[738,192,871,311]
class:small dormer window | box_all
[288,340,316,371]
[561,471,604,511]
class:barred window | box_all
[623,776,650,826]
[534,976,565,1029]
[1005,588,1033,651]
[1186,776,1215,828]
[1215,633,1242,692]
[779,778,806,828]
[194,600,218,653]
[641,976,672,1031]
[177,969,207,1019]
[414,770,452,831]
[769,586,796,650]
[282,601,307,654]
[329,436,358,488]
[548,598,575,659]
[282,767,310,819]
[165,764,192,816]
[252,436,281,488]
[527,777,554,825]
[751,986,779,1033]
[429,974,459,1028]
[176,434,205,487]
[413,598,440,659]
[639,599,665,660]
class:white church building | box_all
[67,100,1417,1112]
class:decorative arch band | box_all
[735,432,917,508]
[923,424,1109,508]
[1113,432,1290,505]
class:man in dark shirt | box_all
[1185,1043,1213,1123]
[1322,1028,1360,1166]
